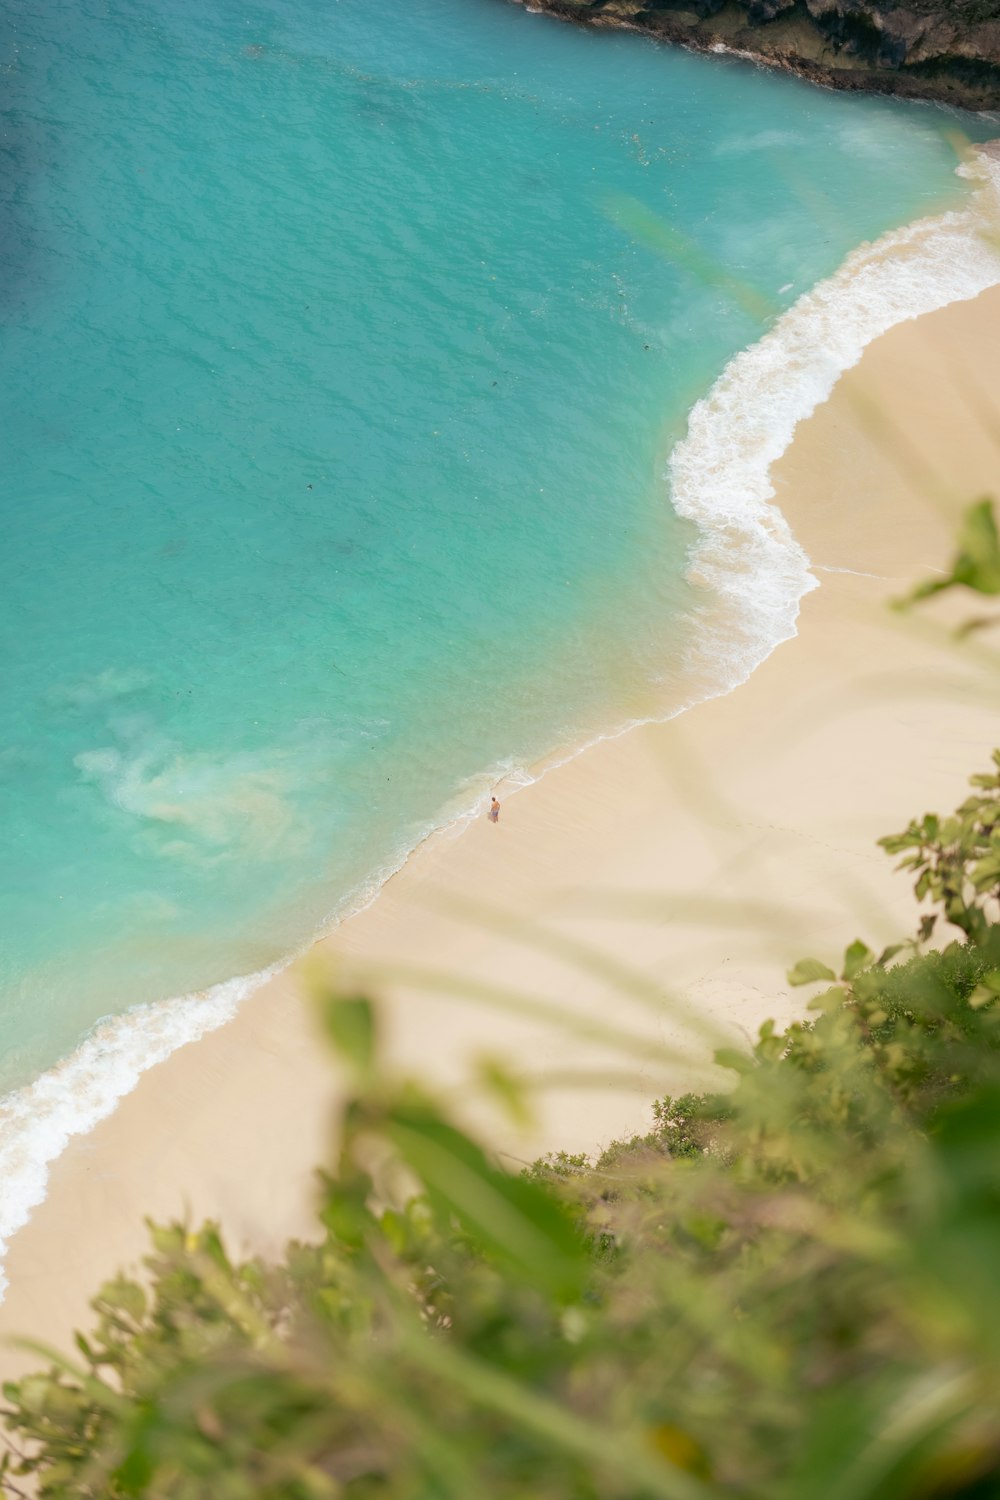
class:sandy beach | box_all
[2,282,999,1383]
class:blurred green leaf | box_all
[473,1054,534,1131]
[903,498,1000,607]
[713,1047,755,1076]
[788,957,837,985]
[604,193,775,322]
[385,1102,587,1302]
[322,996,376,1075]
[841,940,874,981]
[807,985,850,1013]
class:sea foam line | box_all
[3,148,1000,1304]
[670,144,1000,703]
[0,969,276,1302]
[0,792,521,1304]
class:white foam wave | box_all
[669,145,1000,702]
[0,966,282,1302]
[3,149,1000,1304]
[0,773,523,1304]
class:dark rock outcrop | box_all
[506,0,1000,109]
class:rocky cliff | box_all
[508,0,1000,109]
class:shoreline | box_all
[512,0,1000,112]
[3,171,1000,1371]
[3,144,998,1282]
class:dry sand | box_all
[2,285,999,1382]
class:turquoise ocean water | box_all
[2,0,1000,1258]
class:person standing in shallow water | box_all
[489,797,501,824]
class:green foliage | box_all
[898,497,1000,639]
[5,776,1000,1497]
[903,498,1000,605]
[880,751,1000,941]
[787,956,837,985]
[321,996,377,1080]
[523,1150,591,1184]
